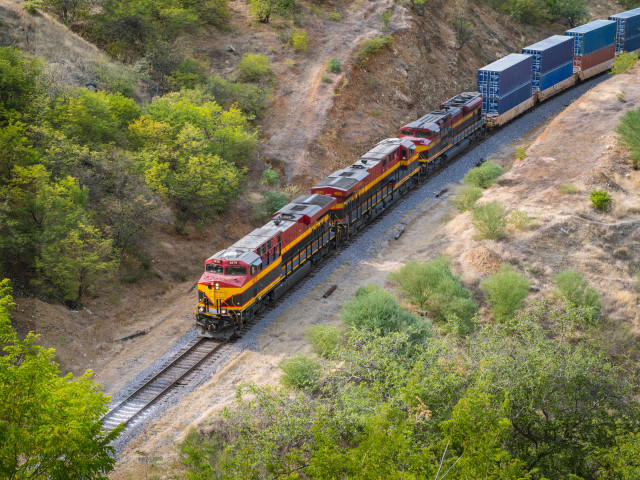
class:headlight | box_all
[198,306,204,313]
[221,308,227,314]
[214,282,220,290]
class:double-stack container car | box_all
[477,53,533,126]
[566,20,616,76]
[609,7,640,54]
[522,36,575,100]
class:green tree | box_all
[472,201,508,239]
[545,0,587,27]
[0,47,43,124]
[615,106,640,168]
[463,161,503,188]
[42,0,95,24]
[0,279,121,478]
[248,0,278,22]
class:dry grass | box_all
[0,1,107,86]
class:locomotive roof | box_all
[404,92,481,132]
[314,168,369,192]
[208,194,334,264]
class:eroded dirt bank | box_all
[110,67,640,478]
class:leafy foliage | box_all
[481,265,530,321]
[463,161,503,188]
[261,168,280,185]
[0,47,43,124]
[553,270,601,322]
[341,283,431,339]
[590,189,611,211]
[290,30,309,52]
[559,183,579,194]
[472,201,508,239]
[304,324,341,358]
[237,54,272,82]
[181,300,640,480]
[615,106,640,168]
[509,208,534,230]
[0,280,121,478]
[389,256,476,331]
[326,57,341,73]
[611,51,639,75]
[252,191,289,223]
[355,35,393,65]
[279,354,321,388]
[450,184,482,212]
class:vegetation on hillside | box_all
[0,279,120,478]
[0,46,257,304]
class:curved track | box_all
[102,338,227,431]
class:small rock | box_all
[228,45,237,54]
[530,285,541,292]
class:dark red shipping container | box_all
[573,44,615,71]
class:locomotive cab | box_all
[196,253,261,338]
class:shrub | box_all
[590,190,611,211]
[253,191,289,223]
[472,202,508,240]
[450,184,482,212]
[389,257,476,328]
[321,74,332,83]
[261,168,280,185]
[24,0,42,14]
[290,30,308,52]
[553,270,601,323]
[93,60,148,98]
[341,284,431,339]
[237,54,272,82]
[611,51,638,75]
[204,75,272,118]
[381,10,391,29]
[615,107,640,168]
[515,146,526,160]
[326,58,341,74]
[355,35,393,65]
[328,12,341,21]
[559,183,578,194]
[464,161,503,188]
[449,14,473,49]
[481,265,530,321]
[305,324,340,358]
[279,354,321,388]
[509,209,534,231]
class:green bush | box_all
[305,324,340,358]
[464,161,503,188]
[290,30,308,52]
[93,60,148,98]
[321,74,332,83]
[341,284,431,339]
[559,183,579,194]
[472,202,508,240]
[611,51,638,75]
[381,10,391,29]
[328,12,341,21]
[279,354,321,388]
[24,0,42,14]
[590,190,611,211]
[204,75,272,118]
[389,257,476,329]
[355,35,392,65]
[450,185,482,212]
[515,147,526,160]
[261,168,280,185]
[326,58,341,74]
[481,266,530,321]
[509,209,534,231]
[615,107,640,168]
[553,270,601,311]
[237,54,272,82]
[253,191,289,223]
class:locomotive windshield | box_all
[401,129,412,136]
[225,266,247,276]
[206,264,223,274]
[416,131,432,138]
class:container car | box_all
[609,7,640,54]
[522,36,574,93]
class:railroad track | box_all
[102,338,227,431]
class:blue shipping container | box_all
[482,82,532,115]
[566,20,616,56]
[537,61,573,91]
[522,35,574,75]
[609,8,640,53]
[478,54,533,97]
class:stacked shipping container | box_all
[477,54,533,116]
[566,20,616,71]
[522,36,574,93]
[609,8,640,54]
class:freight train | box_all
[195,8,640,338]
